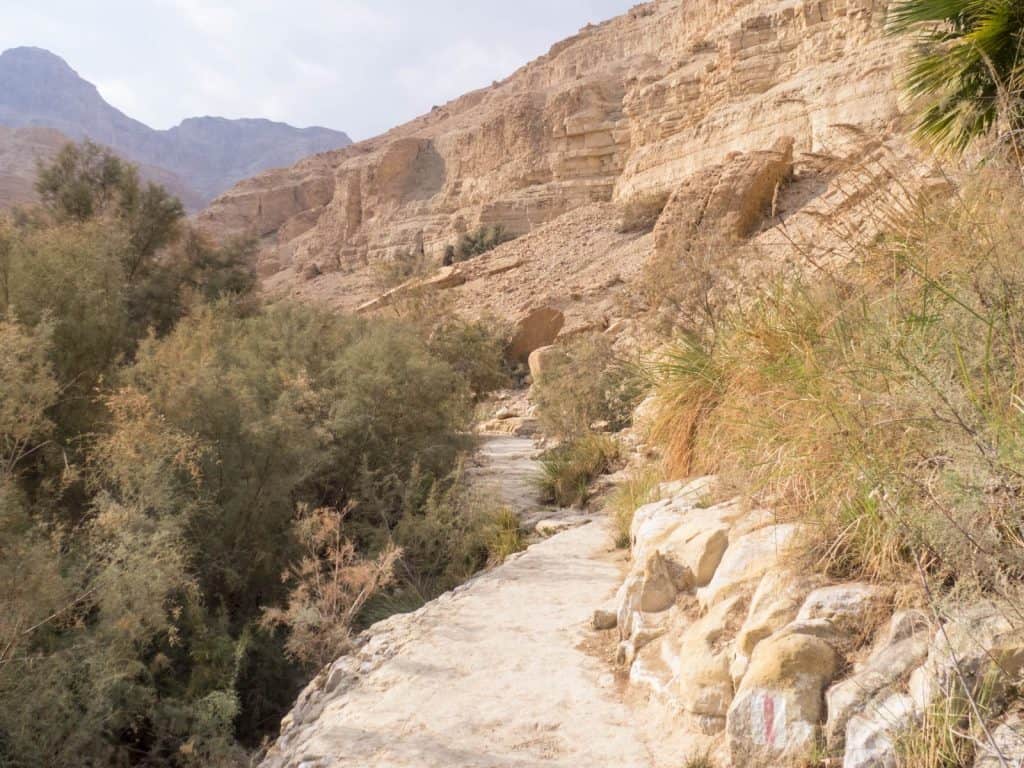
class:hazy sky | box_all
[1,0,636,140]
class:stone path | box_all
[262,436,660,767]
[470,435,548,523]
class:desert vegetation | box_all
[538,433,620,508]
[532,332,645,439]
[531,333,643,508]
[650,164,1024,589]
[0,143,515,767]
[887,0,1024,153]
[447,224,514,263]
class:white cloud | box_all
[93,78,146,119]
[395,39,526,114]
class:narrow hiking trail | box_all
[261,434,663,768]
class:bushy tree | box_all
[35,141,125,222]
[0,142,492,765]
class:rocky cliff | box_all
[0,47,352,208]
[200,0,917,331]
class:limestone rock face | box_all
[697,523,799,609]
[909,604,1024,712]
[199,0,910,330]
[843,692,916,768]
[974,713,1024,768]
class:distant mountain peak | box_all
[0,46,351,209]
[2,46,75,67]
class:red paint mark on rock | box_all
[763,694,776,747]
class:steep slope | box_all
[0,124,207,211]
[0,125,67,208]
[200,0,915,330]
[0,47,352,208]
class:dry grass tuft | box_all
[605,465,662,548]
[648,163,1024,594]
[538,434,620,508]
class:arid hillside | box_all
[200,0,923,332]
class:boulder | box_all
[843,692,916,768]
[592,609,618,631]
[672,596,748,724]
[974,712,1024,768]
[910,604,1024,712]
[507,307,564,364]
[527,344,557,381]
[731,569,815,684]
[615,551,679,639]
[826,610,931,748]
[653,137,794,266]
[698,523,799,609]
[639,551,678,613]
[630,496,743,579]
[726,628,839,767]
[796,582,889,638]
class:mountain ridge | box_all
[0,46,352,209]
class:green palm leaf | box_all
[887,0,1024,152]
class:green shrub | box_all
[0,144,501,765]
[533,333,646,439]
[451,225,514,261]
[428,316,511,398]
[121,303,471,620]
[538,434,620,508]
[485,507,526,564]
[261,504,401,668]
[393,468,524,588]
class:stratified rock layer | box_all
[199,0,911,329]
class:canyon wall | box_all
[199,0,911,322]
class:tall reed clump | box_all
[650,166,1024,593]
